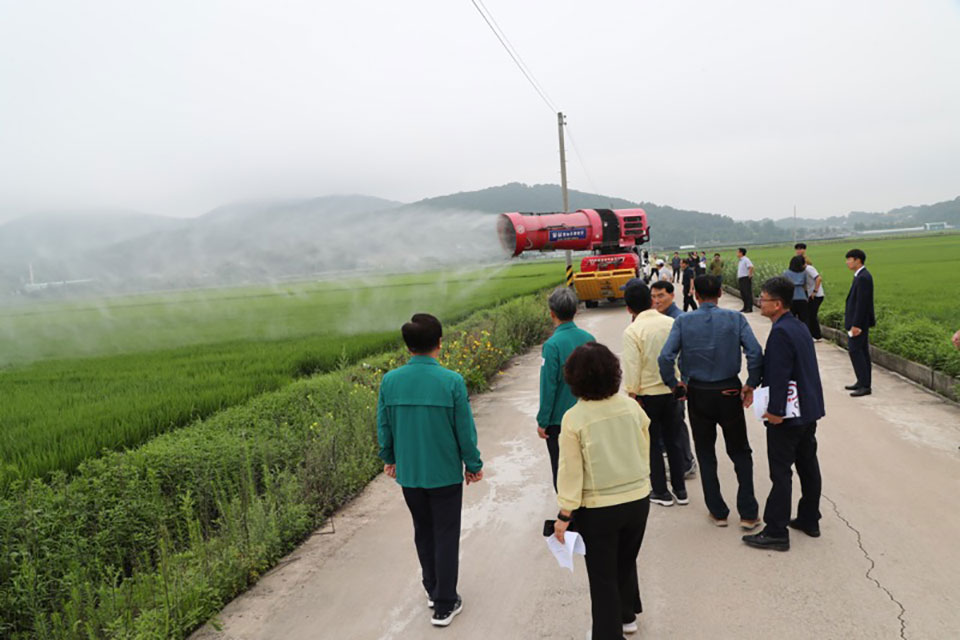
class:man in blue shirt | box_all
[658,275,763,530]
[743,277,825,552]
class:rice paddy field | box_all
[707,232,959,328]
[0,261,564,488]
[703,232,960,379]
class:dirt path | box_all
[192,293,960,640]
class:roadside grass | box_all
[0,262,563,488]
[0,291,553,640]
[712,234,960,376]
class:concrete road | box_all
[192,293,960,640]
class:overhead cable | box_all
[468,0,557,113]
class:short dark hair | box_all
[845,248,866,263]
[789,255,806,273]
[794,242,807,250]
[564,342,621,401]
[681,258,689,266]
[624,282,652,313]
[401,313,442,353]
[738,247,747,255]
[693,275,721,298]
[650,280,674,294]
[761,276,794,307]
[714,253,720,257]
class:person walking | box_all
[681,259,698,312]
[377,313,484,627]
[671,252,682,283]
[804,257,825,342]
[538,287,596,489]
[622,283,687,507]
[650,280,697,478]
[743,277,825,552]
[737,248,754,312]
[658,275,763,530]
[844,249,875,397]
[553,342,651,639]
[783,255,809,325]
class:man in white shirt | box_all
[737,248,755,313]
[804,260,825,341]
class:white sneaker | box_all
[624,619,639,633]
[430,598,462,627]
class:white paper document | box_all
[545,531,586,572]
[752,382,801,421]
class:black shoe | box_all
[844,383,860,391]
[788,519,820,538]
[850,388,872,397]
[742,531,790,551]
[675,489,689,505]
[650,491,675,507]
[431,597,463,627]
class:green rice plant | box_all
[0,290,552,639]
[0,262,563,488]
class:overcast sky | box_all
[1,0,958,222]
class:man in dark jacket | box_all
[843,248,876,397]
[743,277,825,552]
[681,259,698,311]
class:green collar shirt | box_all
[537,321,596,428]
[377,356,483,488]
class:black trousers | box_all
[639,394,686,495]
[576,498,650,640]
[402,483,463,612]
[673,267,681,282]
[848,329,872,389]
[544,424,561,491]
[686,383,758,520]
[807,296,824,339]
[763,421,822,538]
[683,292,698,311]
[738,277,753,311]
[790,298,809,326]
[675,399,695,470]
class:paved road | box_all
[193,293,960,640]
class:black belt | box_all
[687,376,741,391]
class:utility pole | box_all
[558,111,573,287]
[793,204,797,245]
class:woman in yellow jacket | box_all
[553,342,652,639]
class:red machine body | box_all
[580,253,640,273]
[497,208,650,257]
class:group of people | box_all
[375,244,878,638]
[739,244,876,396]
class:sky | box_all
[1,0,958,222]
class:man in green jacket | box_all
[377,313,483,628]
[538,287,596,490]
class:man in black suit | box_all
[843,249,875,397]
[681,258,698,311]
[743,277,825,552]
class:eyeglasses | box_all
[757,297,780,304]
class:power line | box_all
[468,0,557,113]
[564,124,602,196]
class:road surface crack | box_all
[823,493,907,639]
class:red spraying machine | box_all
[497,208,650,307]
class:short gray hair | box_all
[548,287,579,321]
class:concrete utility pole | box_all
[558,111,573,287]
[793,204,798,244]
